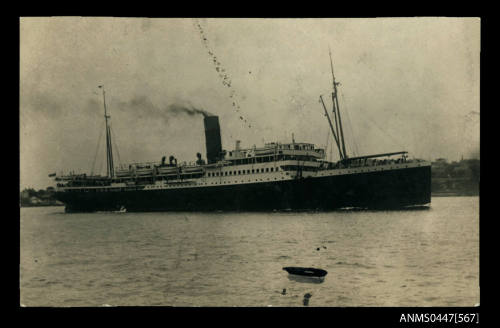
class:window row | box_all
[230,155,316,165]
[207,167,278,177]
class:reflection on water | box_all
[286,274,325,284]
[20,197,479,307]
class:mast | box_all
[329,48,348,159]
[320,95,343,160]
[100,85,114,178]
[331,92,341,152]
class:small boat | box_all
[114,206,127,213]
[283,267,328,282]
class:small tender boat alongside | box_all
[114,206,127,213]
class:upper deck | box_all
[225,142,325,161]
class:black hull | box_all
[56,166,431,212]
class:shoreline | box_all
[20,194,478,208]
[431,193,478,197]
[20,204,64,208]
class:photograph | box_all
[20,17,479,308]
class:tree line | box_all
[20,187,60,206]
[431,158,479,195]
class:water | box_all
[20,196,479,307]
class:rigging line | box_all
[98,149,104,177]
[95,137,104,177]
[339,90,359,157]
[330,137,333,162]
[324,128,331,162]
[90,120,105,176]
[325,128,330,155]
[110,124,122,167]
[352,97,405,151]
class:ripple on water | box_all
[44,280,61,286]
[337,295,351,303]
[423,296,439,302]
[335,261,374,269]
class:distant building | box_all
[433,158,447,165]
[29,197,41,204]
[21,190,30,200]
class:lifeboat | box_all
[136,168,153,176]
[115,169,131,177]
[182,166,204,173]
[157,166,178,175]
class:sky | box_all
[20,17,480,190]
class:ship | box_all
[51,54,431,213]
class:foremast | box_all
[99,85,114,178]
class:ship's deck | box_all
[57,159,429,192]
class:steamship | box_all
[51,58,431,212]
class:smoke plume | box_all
[116,96,214,124]
[167,104,213,117]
